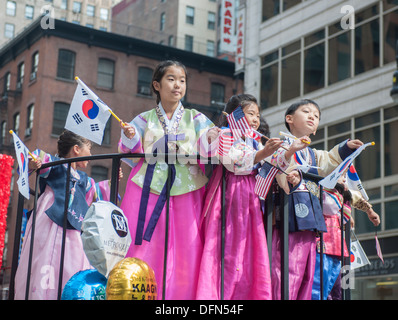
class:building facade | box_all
[112,0,221,57]
[1,0,115,47]
[243,0,398,299]
[0,18,242,298]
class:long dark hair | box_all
[151,60,188,104]
[57,130,91,158]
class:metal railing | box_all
[7,152,352,300]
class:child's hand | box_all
[366,208,380,226]
[264,138,284,153]
[28,157,42,171]
[347,139,363,150]
[207,127,221,144]
[287,170,301,187]
[290,136,311,152]
[118,168,123,181]
[121,122,136,139]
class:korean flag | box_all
[65,77,111,145]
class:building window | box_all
[25,5,34,19]
[13,113,20,135]
[26,104,34,137]
[208,12,216,30]
[73,1,82,13]
[2,72,11,94]
[304,29,325,94]
[262,0,302,22]
[210,83,225,104]
[100,8,108,20]
[281,41,300,103]
[260,50,278,109]
[4,23,14,39]
[57,49,75,80]
[185,35,193,51]
[91,165,108,182]
[1,121,7,146]
[186,6,195,24]
[61,0,67,10]
[6,1,16,16]
[31,51,39,81]
[168,35,174,46]
[87,4,95,17]
[17,62,24,89]
[354,5,380,76]
[384,6,398,64]
[52,102,70,136]
[97,58,114,89]
[160,12,166,31]
[328,22,351,85]
[137,67,153,96]
[207,40,215,57]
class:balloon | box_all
[106,258,157,300]
[81,201,132,277]
[61,269,107,300]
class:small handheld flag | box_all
[218,129,234,157]
[346,164,369,201]
[254,161,286,199]
[279,131,311,145]
[65,77,121,144]
[319,142,375,189]
[9,130,31,199]
[375,231,384,264]
[224,106,252,140]
[350,231,370,270]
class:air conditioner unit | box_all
[139,86,151,95]
[30,72,37,81]
[25,128,32,137]
[16,82,22,90]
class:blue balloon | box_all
[61,269,107,300]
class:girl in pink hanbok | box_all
[196,94,283,300]
[14,130,112,300]
[118,60,218,300]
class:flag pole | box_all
[9,130,37,161]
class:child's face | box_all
[75,142,92,169]
[286,103,320,137]
[153,65,186,106]
[243,103,260,131]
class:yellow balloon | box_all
[106,257,157,300]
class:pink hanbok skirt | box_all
[14,188,91,300]
[122,165,205,300]
[196,165,272,300]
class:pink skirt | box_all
[14,189,91,300]
[196,165,272,300]
[271,228,316,300]
[121,167,205,300]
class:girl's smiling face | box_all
[243,103,260,131]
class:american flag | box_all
[254,162,279,199]
[218,129,234,157]
[226,106,252,140]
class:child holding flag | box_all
[196,94,283,300]
[118,60,218,300]
[14,130,114,300]
[270,99,364,300]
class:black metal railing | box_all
[7,152,352,300]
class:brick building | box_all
[0,17,243,297]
